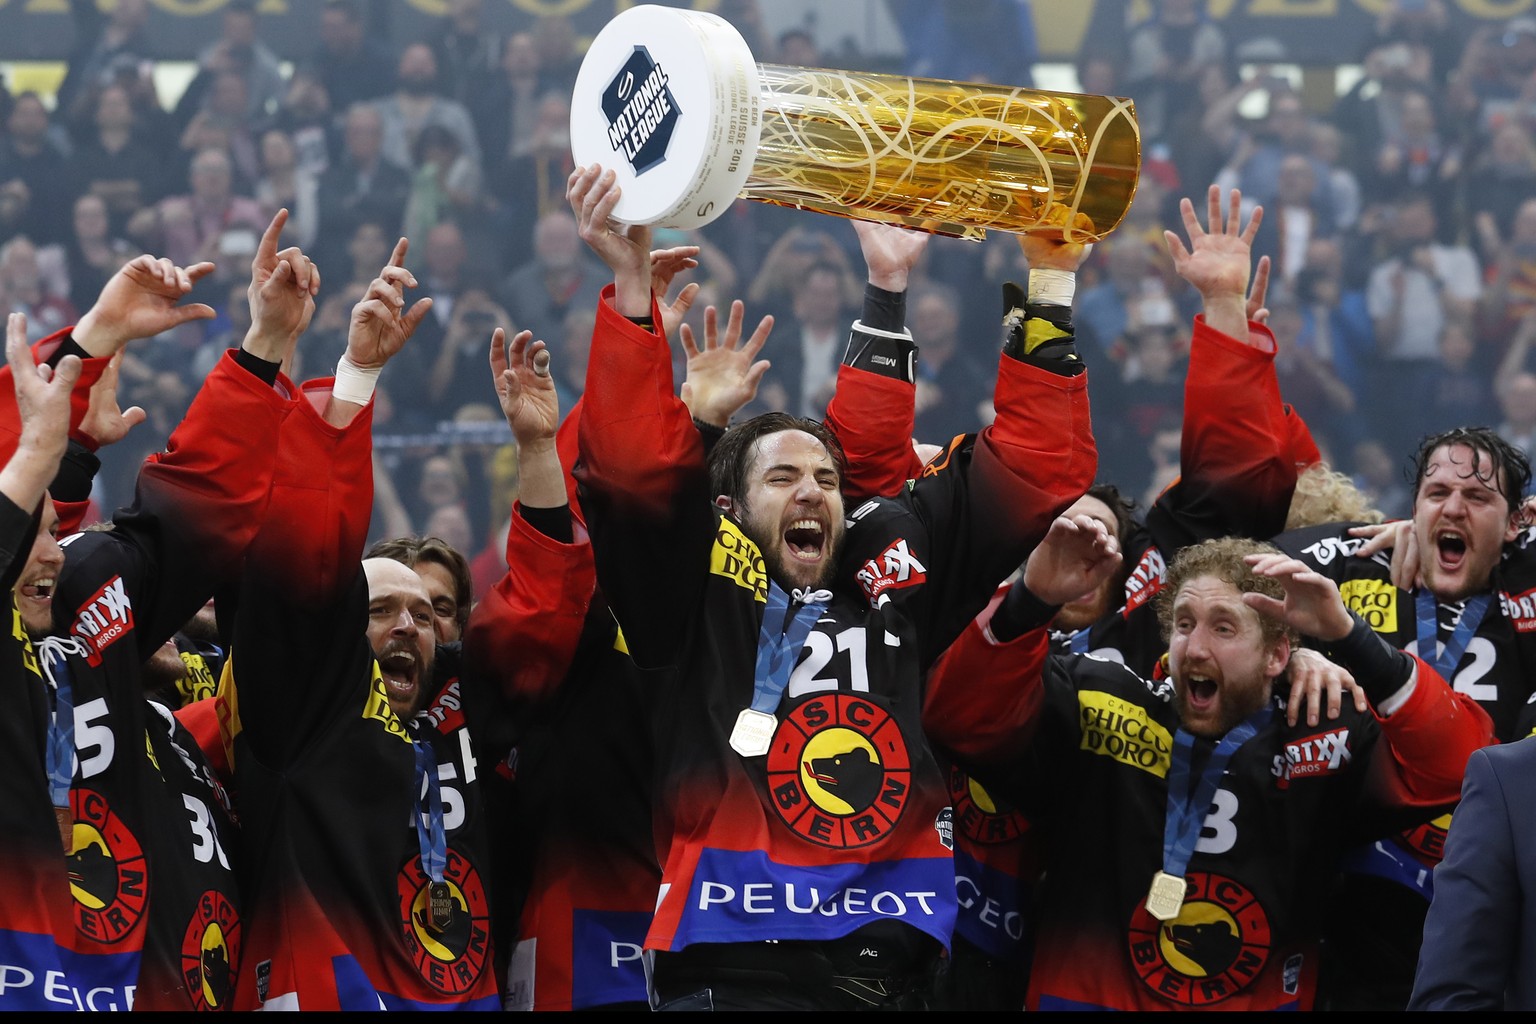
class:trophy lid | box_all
[570,4,762,230]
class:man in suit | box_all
[1409,735,1536,1010]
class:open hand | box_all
[679,301,772,428]
[346,237,432,369]
[73,256,217,357]
[489,327,559,448]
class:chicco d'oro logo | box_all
[396,850,492,995]
[181,889,240,1011]
[68,788,147,944]
[602,46,681,174]
[947,765,1028,846]
[1128,871,1273,1006]
[766,694,912,848]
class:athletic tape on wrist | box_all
[1028,268,1076,307]
[333,354,381,405]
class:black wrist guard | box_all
[1321,613,1415,708]
[842,321,916,383]
[1000,281,1084,376]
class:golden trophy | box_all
[570,4,1139,242]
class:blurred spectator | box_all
[0,235,77,342]
[907,280,995,445]
[531,15,584,98]
[411,219,473,344]
[308,0,395,112]
[1310,121,1363,232]
[490,89,574,266]
[1123,0,1230,148]
[1360,87,1464,223]
[371,43,483,181]
[1476,194,1536,344]
[713,0,773,61]
[190,278,254,383]
[402,123,483,249]
[774,28,822,68]
[1495,369,1536,457]
[1074,237,1192,368]
[424,286,513,424]
[339,219,394,297]
[56,0,152,121]
[430,0,505,106]
[1366,0,1465,84]
[137,147,267,284]
[552,303,595,416]
[62,193,133,316]
[262,69,335,181]
[746,224,860,328]
[1331,37,1438,184]
[1351,438,1413,519]
[1109,321,1190,498]
[316,104,410,277]
[175,70,261,192]
[254,129,319,250]
[1215,89,1334,217]
[1365,190,1482,437]
[470,31,545,177]
[1410,318,1496,437]
[1466,122,1536,255]
[889,0,1038,86]
[1293,238,1376,404]
[0,92,72,246]
[192,0,286,121]
[496,208,609,350]
[752,260,852,420]
[1249,152,1340,289]
[72,82,165,234]
[1461,16,1536,139]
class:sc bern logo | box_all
[1128,871,1274,1006]
[601,46,680,175]
[69,787,148,943]
[946,765,1028,845]
[766,694,912,848]
[181,889,240,1010]
[396,850,492,995]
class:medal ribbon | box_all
[1162,706,1274,879]
[40,639,75,811]
[411,730,447,884]
[1414,588,1489,679]
[750,583,830,714]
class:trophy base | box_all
[570,4,762,230]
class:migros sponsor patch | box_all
[1500,585,1536,633]
[1123,547,1166,615]
[1272,726,1353,787]
[71,576,134,666]
[1339,578,1398,633]
[711,518,767,601]
[1077,691,1172,776]
[855,538,928,602]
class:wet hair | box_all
[708,412,847,509]
[1411,427,1531,514]
[1285,462,1385,531]
[1086,481,1138,549]
[1156,536,1298,651]
[364,534,472,633]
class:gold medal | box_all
[428,881,454,933]
[1146,870,1186,922]
[729,708,776,758]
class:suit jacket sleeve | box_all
[1408,745,1516,1010]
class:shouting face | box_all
[1412,443,1518,603]
[1166,575,1289,740]
[364,558,437,720]
[727,429,845,594]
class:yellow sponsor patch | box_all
[1339,578,1398,633]
[216,657,240,773]
[363,662,411,742]
[712,518,768,601]
[177,651,218,704]
[11,602,38,678]
[1077,691,1172,777]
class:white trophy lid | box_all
[570,4,761,229]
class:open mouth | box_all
[1186,675,1217,710]
[1436,532,1467,571]
[379,649,418,702]
[20,576,54,603]
[784,519,825,562]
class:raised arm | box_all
[822,219,929,501]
